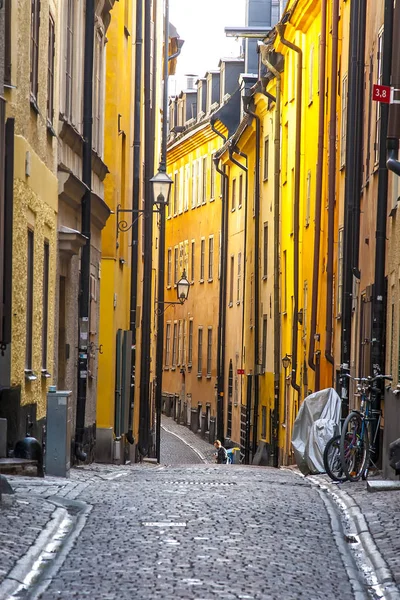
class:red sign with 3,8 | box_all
[373,84,391,103]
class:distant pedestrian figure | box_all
[214,440,228,464]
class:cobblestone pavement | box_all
[0,425,399,599]
[18,466,354,600]
[161,416,216,464]
[160,425,204,465]
[313,474,400,589]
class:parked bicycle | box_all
[339,373,392,482]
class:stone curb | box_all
[308,475,400,600]
[161,424,210,463]
[0,503,68,599]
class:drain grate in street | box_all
[161,480,237,486]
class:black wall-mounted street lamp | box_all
[155,269,190,315]
[282,353,292,371]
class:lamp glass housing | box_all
[282,354,291,370]
[150,170,173,206]
[176,270,190,303]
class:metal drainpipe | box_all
[259,46,281,468]
[340,0,364,410]
[229,146,248,401]
[242,97,261,460]
[213,152,228,443]
[276,24,301,396]
[75,0,95,462]
[325,0,339,371]
[138,0,154,457]
[370,0,394,464]
[387,0,400,174]
[308,0,327,378]
[127,0,143,447]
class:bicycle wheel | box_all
[323,435,347,482]
[340,412,369,482]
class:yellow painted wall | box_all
[164,124,225,423]
[11,137,58,417]
[97,0,133,431]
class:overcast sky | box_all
[169,0,246,93]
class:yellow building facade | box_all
[0,0,59,448]
[164,120,224,437]
[98,0,173,462]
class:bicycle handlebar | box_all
[343,373,393,383]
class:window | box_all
[229,256,234,305]
[200,238,205,281]
[182,320,187,366]
[305,170,311,227]
[191,240,195,282]
[197,327,203,375]
[263,223,268,278]
[308,45,314,104]
[178,168,184,214]
[264,137,269,180]
[174,246,178,284]
[238,173,243,209]
[167,173,172,218]
[375,30,384,165]
[65,0,74,121]
[237,252,241,303]
[173,173,178,215]
[231,178,236,211]
[178,320,182,365]
[262,317,267,373]
[284,123,289,183]
[210,155,215,199]
[47,15,55,125]
[337,228,344,317]
[172,322,178,367]
[208,236,214,281]
[207,328,212,376]
[165,323,171,366]
[340,75,348,168]
[191,162,197,209]
[4,0,11,85]
[197,158,202,206]
[42,242,49,370]
[26,230,34,370]
[184,165,190,211]
[167,248,172,286]
[30,0,40,103]
[202,157,207,203]
[188,319,193,366]
[282,250,287,313]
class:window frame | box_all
[42,241,50,371]
[206,327,212,377]
[208,235,214,282]
[197,326,203,376]
[165,322,171,367]
[188,318,193,367]
[47,14,56,126]
[263,137,269,181]
[26,230,34,371]
[30,0,41,105]
[200,238,205,282]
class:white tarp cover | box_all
[291,387,341,475]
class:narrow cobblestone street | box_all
[0,420,400,600]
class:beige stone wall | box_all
[11,136,58,418]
